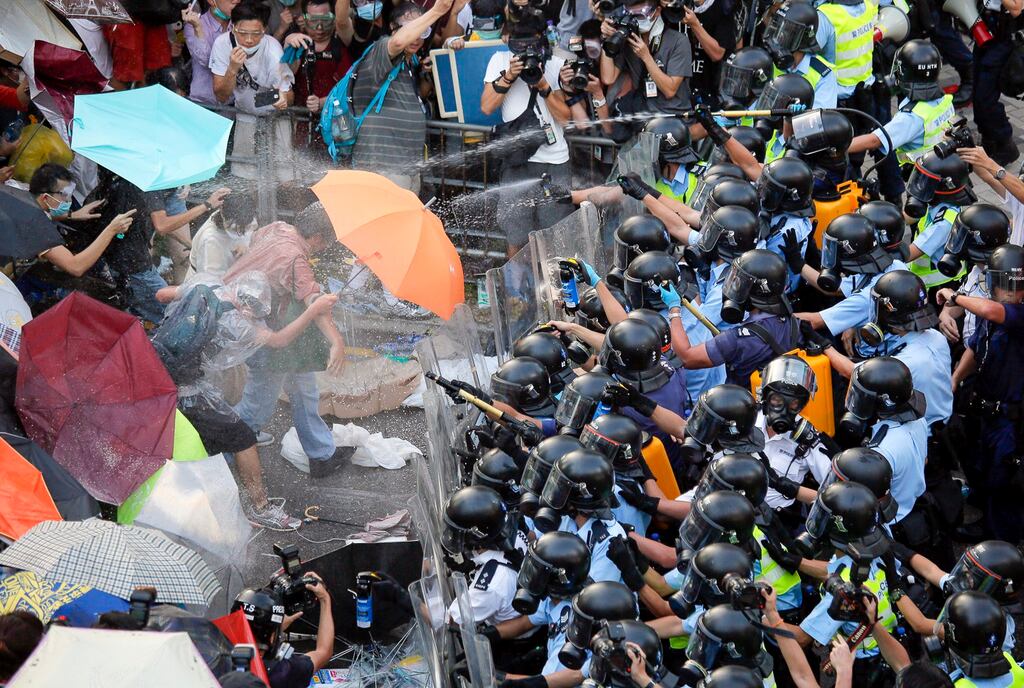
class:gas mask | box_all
[512,546,580,614]
[817,232,846,293]
[836,376,881,446]
[720,263,761,325]
[936,215,973,278]
[678,615,773,686]
[902,161,942,219]
[758,356,814,434]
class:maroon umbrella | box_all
[29,41,109,126]
[15,292,177,505]
[44,0,133,24]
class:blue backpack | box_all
[150,285,234,385]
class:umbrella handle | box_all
[330,262,370,298]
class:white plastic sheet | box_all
[281,423,422,473]
[133,456,252,567]
[0,1,82,63]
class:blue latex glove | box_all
[659,282,681,309]
[580,259,601,287]
[789,103,808,113]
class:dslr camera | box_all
[269,543,319,615]
[933,117,975,159]
[566,35,595,92]
[603,6,641,57]
[509,36,548,85]
[823,573,872,622]
[722,573,770,611]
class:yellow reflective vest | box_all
[818,0,877,87]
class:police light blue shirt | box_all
[912,203,959,260]
[752,555,803,612]
[528,597,574,674]
[819,260,908,334]
[890,329,953,427]
[665,306,728,398]
[872,97,940,155]
[663,167,700,201]
[789,53,839,109]
[870,417,929,521]
[764,213,814,292]
[612,482,653,534]
[812,5,876,97]
[800,554,887,657]
[560,515,627,585]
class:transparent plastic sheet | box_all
[453,572,497,687]
[486,242,542,362]
[530,202,607,322]
[607,132,660,220]
[411,454,449,591]
[410,576,447,688]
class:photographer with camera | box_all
[599,0,693,129]
[231,569,334,688]
[482,15,573,256]
[679,0,737,108]
[558,21,616,157]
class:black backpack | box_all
[151,285,234,385]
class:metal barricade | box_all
[529,202,608,322]
[485,242,542,362]
[452,572,498,688]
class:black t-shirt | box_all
[267,653,315,688]
[683,0,738,107]
[80,176,156,276]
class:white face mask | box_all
[637,17,654,31]
[242,43,261,56]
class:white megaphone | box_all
[942,0,993,45]
[873,5,910,43]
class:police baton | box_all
[676,108,800,120]
[680,297,721,336]
[425,372,542,443]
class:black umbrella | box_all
[0,187,63,259]
[0,430,100,521]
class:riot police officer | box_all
[590,620,667,688]
[645,117,704,204]
[933,203,1012,281]
[763,1,838,109]
[557,581,640,670]
[519,434,585,518]
[937,591,1024,686]
[707,126,768,166]
[681,604,775,685]
[512,331,576,396]
[554,368,618,434]
[823,447,900,524]
[859,200,910,260]
[754,158,816,292]
[490,356,558,422]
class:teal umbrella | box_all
[70,85,233,192]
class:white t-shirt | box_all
[0,272,31,333]
[456,4,473,31]
[186,214,253,281]
[484,51,569,165]
[208,33,293,113]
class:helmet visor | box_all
[944,216,970,256]
[790,110,830,155]
[844,375,878,419]
[699,196,723,233]
[614,235,634,271]
[804,493,835,540]
[944,549,1005,597]
[685,396,727,448]
[555,384,600,430]
[821,233,841,271]
[761,356,817,400]
[441,513,495,554]
[565,606,595,650]
[721,263,757,307]
[521,453,553,494]
[541,462,583,510]
[624,272,658,310]
[756,169,787,211]
[685,619,724,670]
[765,12,809,53]
[679,508,721,552]
[517,548,555,597]
[490,373,543,407]
[986,267,1024,297]
[906,162,941,203]
[721,64,755,101]
[698,208,732,255]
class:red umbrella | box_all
[44,0,133,24]
[26,41,109,128]
[15,292,177,505]
[212,610,271,684]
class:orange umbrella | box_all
[0,437,61,540]
[312,171,464,320]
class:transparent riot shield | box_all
[486,242,542,362]
[605,132,661,238]
[410,574,449,688]
[530,202,606,322]
[452,572,498,688]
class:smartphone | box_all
[254,90,280,108]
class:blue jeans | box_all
[120,267,167,324]
[973,38,1014,143]
[234,360,336,463]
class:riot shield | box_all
[486,242,542,362]
[605,132,661,237]
[529,202,606,322]
[410,574,449,688]
[452,572,498,688]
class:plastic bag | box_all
[280,423,421,473]
[11,123,73,183]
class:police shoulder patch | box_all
[590,519,611,545]
[473,559,500,591]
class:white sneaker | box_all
[255,431,274,447]
[248,498,302,531]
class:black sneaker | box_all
[309,446,355,479]
[983,138,1021,168]
[952,80,973,108]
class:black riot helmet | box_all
[763,1,819,67]
[472,448,523,507]
[580,412,645,478]
[944,541,1024,605]
[941,591,1011,680]
[689,163,747,212]
[520,435,584,516]
[698,666,765,688]
[708,126,767,165]
[859,270,938,346]
[624,250,683,311]
[820,447,897,524]
[628,309,672,355]
[670,543,754,618]
[513,331,575,395]
[986,244,1024,300]
[758,73,815,116]
[757,354,816,434]
[692,206,761,268]
[803,481,883,557]
[614,215,672,270]
[904,151,974,219]
[937,203,1011,277]
[441,485,515,555]
[232,588,285,653]
[678,490,758,554]
[693,454,769,506]
[598,318,670,393]
[513,531,591,613]
[686,384,765,453]
[757,157,814,217]
[558,581,640,669]
[788,110,854,168]
[685,605,771,679]
[858,200,906,251]
[839,356,923,441]
[577,286,629,332]
[555,367,617,431]
[700,179,760,229]
[490,356,555,417]
[819,214,893,290]
[720,48,773,107]
[644,116,700,167]
[720,249,791,324]
[589,620,666,688]
[890,39,944,101]
[541,447,618,519]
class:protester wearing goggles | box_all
[281,0,353,129]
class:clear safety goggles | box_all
[304,13,336,29]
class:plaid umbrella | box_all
[0,520,221,606]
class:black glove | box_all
[888,539,916,564]
[615,381,658,417]
[543,182,574,205]
[617,173,660,201]
[769,472,800,500]
[781,228,805,274]
[760,536,803,574]
[626,535,651,576]
[515,422,544,448]
[695,104,730,147]
[601,384,630,408]
[799,319,833,355]
[476,622,502,646]
[371,576,414,617]
[617,479,661,515]
[493,425,521,455]
[608,535,646,591]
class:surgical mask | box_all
[279,0,298,6]
[242,43,261,56]
[356,1,383,20]
[49,200,72,218]
[212,6,231,21]
[476,28,503,39]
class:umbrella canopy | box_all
[0,520,221,606]
[212,610,271,684]
[0,187,63,259]
[0,0,82,63]
[71,85,233,192]
[0,570,128,626]
[15,292,177,504]
[147,606,233,676]
[23,41,109,138]
[8,626,221,687]
[0,437,61,541]
[312,171,464,320]
[44,0,132,23]
[1,431,100,522]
